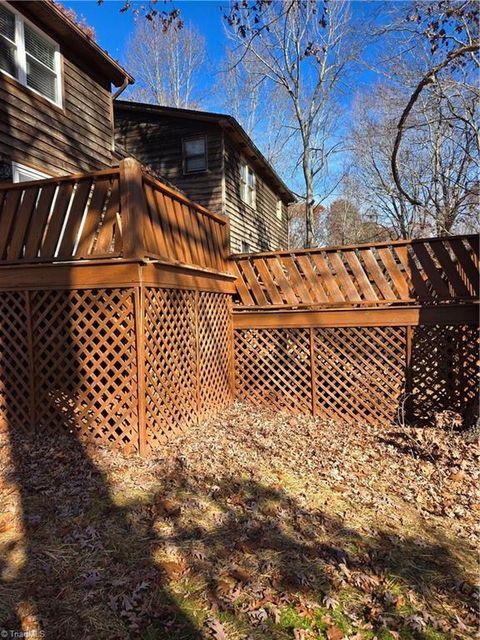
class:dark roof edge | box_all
[114,100,295,202]
[14,0,134,87]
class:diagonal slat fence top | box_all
[0,158,229,275]
[230,234,479,309]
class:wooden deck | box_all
[0,159,234,454]
[231,236,479,426]
[0,159,477,453]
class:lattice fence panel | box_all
[409,325,479,423]
[144,288,198,450]
[314,326,407,424]
[0,291,31,433]
[31,288,138,451]
[198,292,233,419]
[234,328,311,413]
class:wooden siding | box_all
[114,109,290,253]
[223,138,288,253]
[0,6,114,177]
[115,112,224,214]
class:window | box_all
[0,3,61,105]
[12,161,49,183]
[241,240,251,253]
[183,136,207,173]
[276,199,283,220]
[240,162,256,208]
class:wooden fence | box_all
[0,159,234,454]
[231,235,478,308]
[0,158,229,272]
[232,236,479,425]
[0,158,477,452]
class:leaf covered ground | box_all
[0,403,478,640]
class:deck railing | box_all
[0,158,229,273]
[230,235,479,309]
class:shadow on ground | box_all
[0,427,477,640]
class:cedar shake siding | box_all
[113,102,294,253]
[0,1,131,179]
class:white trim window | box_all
[0,2,62,106]
[12,161,49,183]
[240,161,256,208]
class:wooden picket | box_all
[231,235,479,308]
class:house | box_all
[0,0,295,255]
[0,0,132,182]
[114,101,296,253]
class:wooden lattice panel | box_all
[144,288,198,450]
[0,291,31,433]
[234,328,311,413]
[314,326,406,424]
[198,292,233,418]
[31,289,138,450]
[409,325,479,423]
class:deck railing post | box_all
[134,285,147,456]
[119,158,147,260]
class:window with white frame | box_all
[0,3,62,105]
[276,198,283,220]
[240,161,256,208]
[183,136,207,173]
[12,161,49,183]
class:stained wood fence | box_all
[0,158,229,272]
[232,236,479,426]
[0,157,477,453]
[231,235,478,308]
[0,159,234,454]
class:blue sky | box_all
[62,1,394,198]
[63,1,230,70]
[62,0,384,92]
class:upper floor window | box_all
[240,161,256,208]
[0,3,62,106]
[183,136,207,173]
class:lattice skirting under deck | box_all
[234,325,479,425]
[144,289,233,452]
[0,287,234,453]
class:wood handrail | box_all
[229,233,478,260]
[143,173,228,226]
[0,167,120,190]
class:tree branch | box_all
[391,42,480,206]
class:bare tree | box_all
[391,0,479,212]
[351,67,478,238]
[216,51,293,170]
[125,17,206,108]
[224,0,358,247]
[350,84,430,239]
[286,201,326,248]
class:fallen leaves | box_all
[0,402,478,639]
